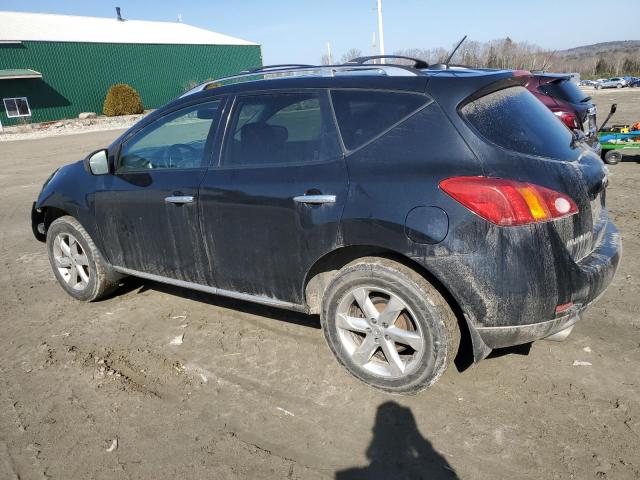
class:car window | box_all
[118,100,221,172]
[461,86,579,161]
[538,79,589,104]
[223,92,341,167]
[330,90,429,151]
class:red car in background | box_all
[526,74,601,155]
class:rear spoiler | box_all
[459,71,532,109]
[426,69,531,111]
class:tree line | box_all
[323,38,640,78]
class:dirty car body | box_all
[32,62,621,392]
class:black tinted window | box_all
[331,90,429,150]
[461,86,579,160]
[223,92,341,166]
[538,79,589,104]
[118,101,220,172]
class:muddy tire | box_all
[320,257,460,394]
[46,216,120,301]
[604,150,622,165]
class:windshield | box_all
[461,86,580,161]
[538,78,590,104]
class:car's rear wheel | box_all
[46,216,120,301]
[617,83,623,88]
[320,257,459,394]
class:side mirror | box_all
[197,107,218,120]
[610,103,617,114]
[85,149,110,175]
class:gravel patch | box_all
[0,111,152,142]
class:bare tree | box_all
[330,38,640,77]
[340,48,363,64]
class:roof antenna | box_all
[444,35,467,67]
[115,7,124,22]
[540,50,556,73]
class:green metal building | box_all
[0,10,262,126]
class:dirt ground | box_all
[0,89,639,480]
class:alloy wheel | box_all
[53,233,90,290]
[335,286,425,378]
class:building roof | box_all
[0,11,258,46]
[0,68,43,80]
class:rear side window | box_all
[461,86,578,160]
[223,92,341,167]
[331,90,429,151]
[538,79,589,104]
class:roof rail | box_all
[180,63,425,98]
[348,55,429,69]
[242,64,315,74]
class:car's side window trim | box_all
[328,88,434,156]
[214,89,344,170]
[114,96,226,174]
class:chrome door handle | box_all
[293,194,336,205]
[165,195,194,204]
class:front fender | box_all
[33,160,100,244]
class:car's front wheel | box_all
[46,216,120,301]
[321,257,460,394]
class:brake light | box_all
[552,110,579,130]
[439,177,578,226]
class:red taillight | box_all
[439,177,578,226]
[552,110,579,130]
[555,302,574,314]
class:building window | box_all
[3,97,31,118]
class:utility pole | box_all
[327,42,333,65]
[372,31,377,60]
[377,0,385,63]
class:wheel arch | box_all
[303,245,481,365]
[32,205,75,242]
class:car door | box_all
[198,90,348,306]
[94,98,224,284]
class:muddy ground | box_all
[0,89,639,479]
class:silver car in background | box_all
[596,77,628,89]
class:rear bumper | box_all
[475,219,621,349]
[476,305,582,349]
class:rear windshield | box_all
[461,86,579,160]
[538,78,589,104]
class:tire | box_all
[320,257,460,394]
[596,84,601,90]
[46,216,120,301]
[617,83,622,88]
[604,149,622,165]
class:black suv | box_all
[32,61,621,394]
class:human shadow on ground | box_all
[335,401,459,480]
